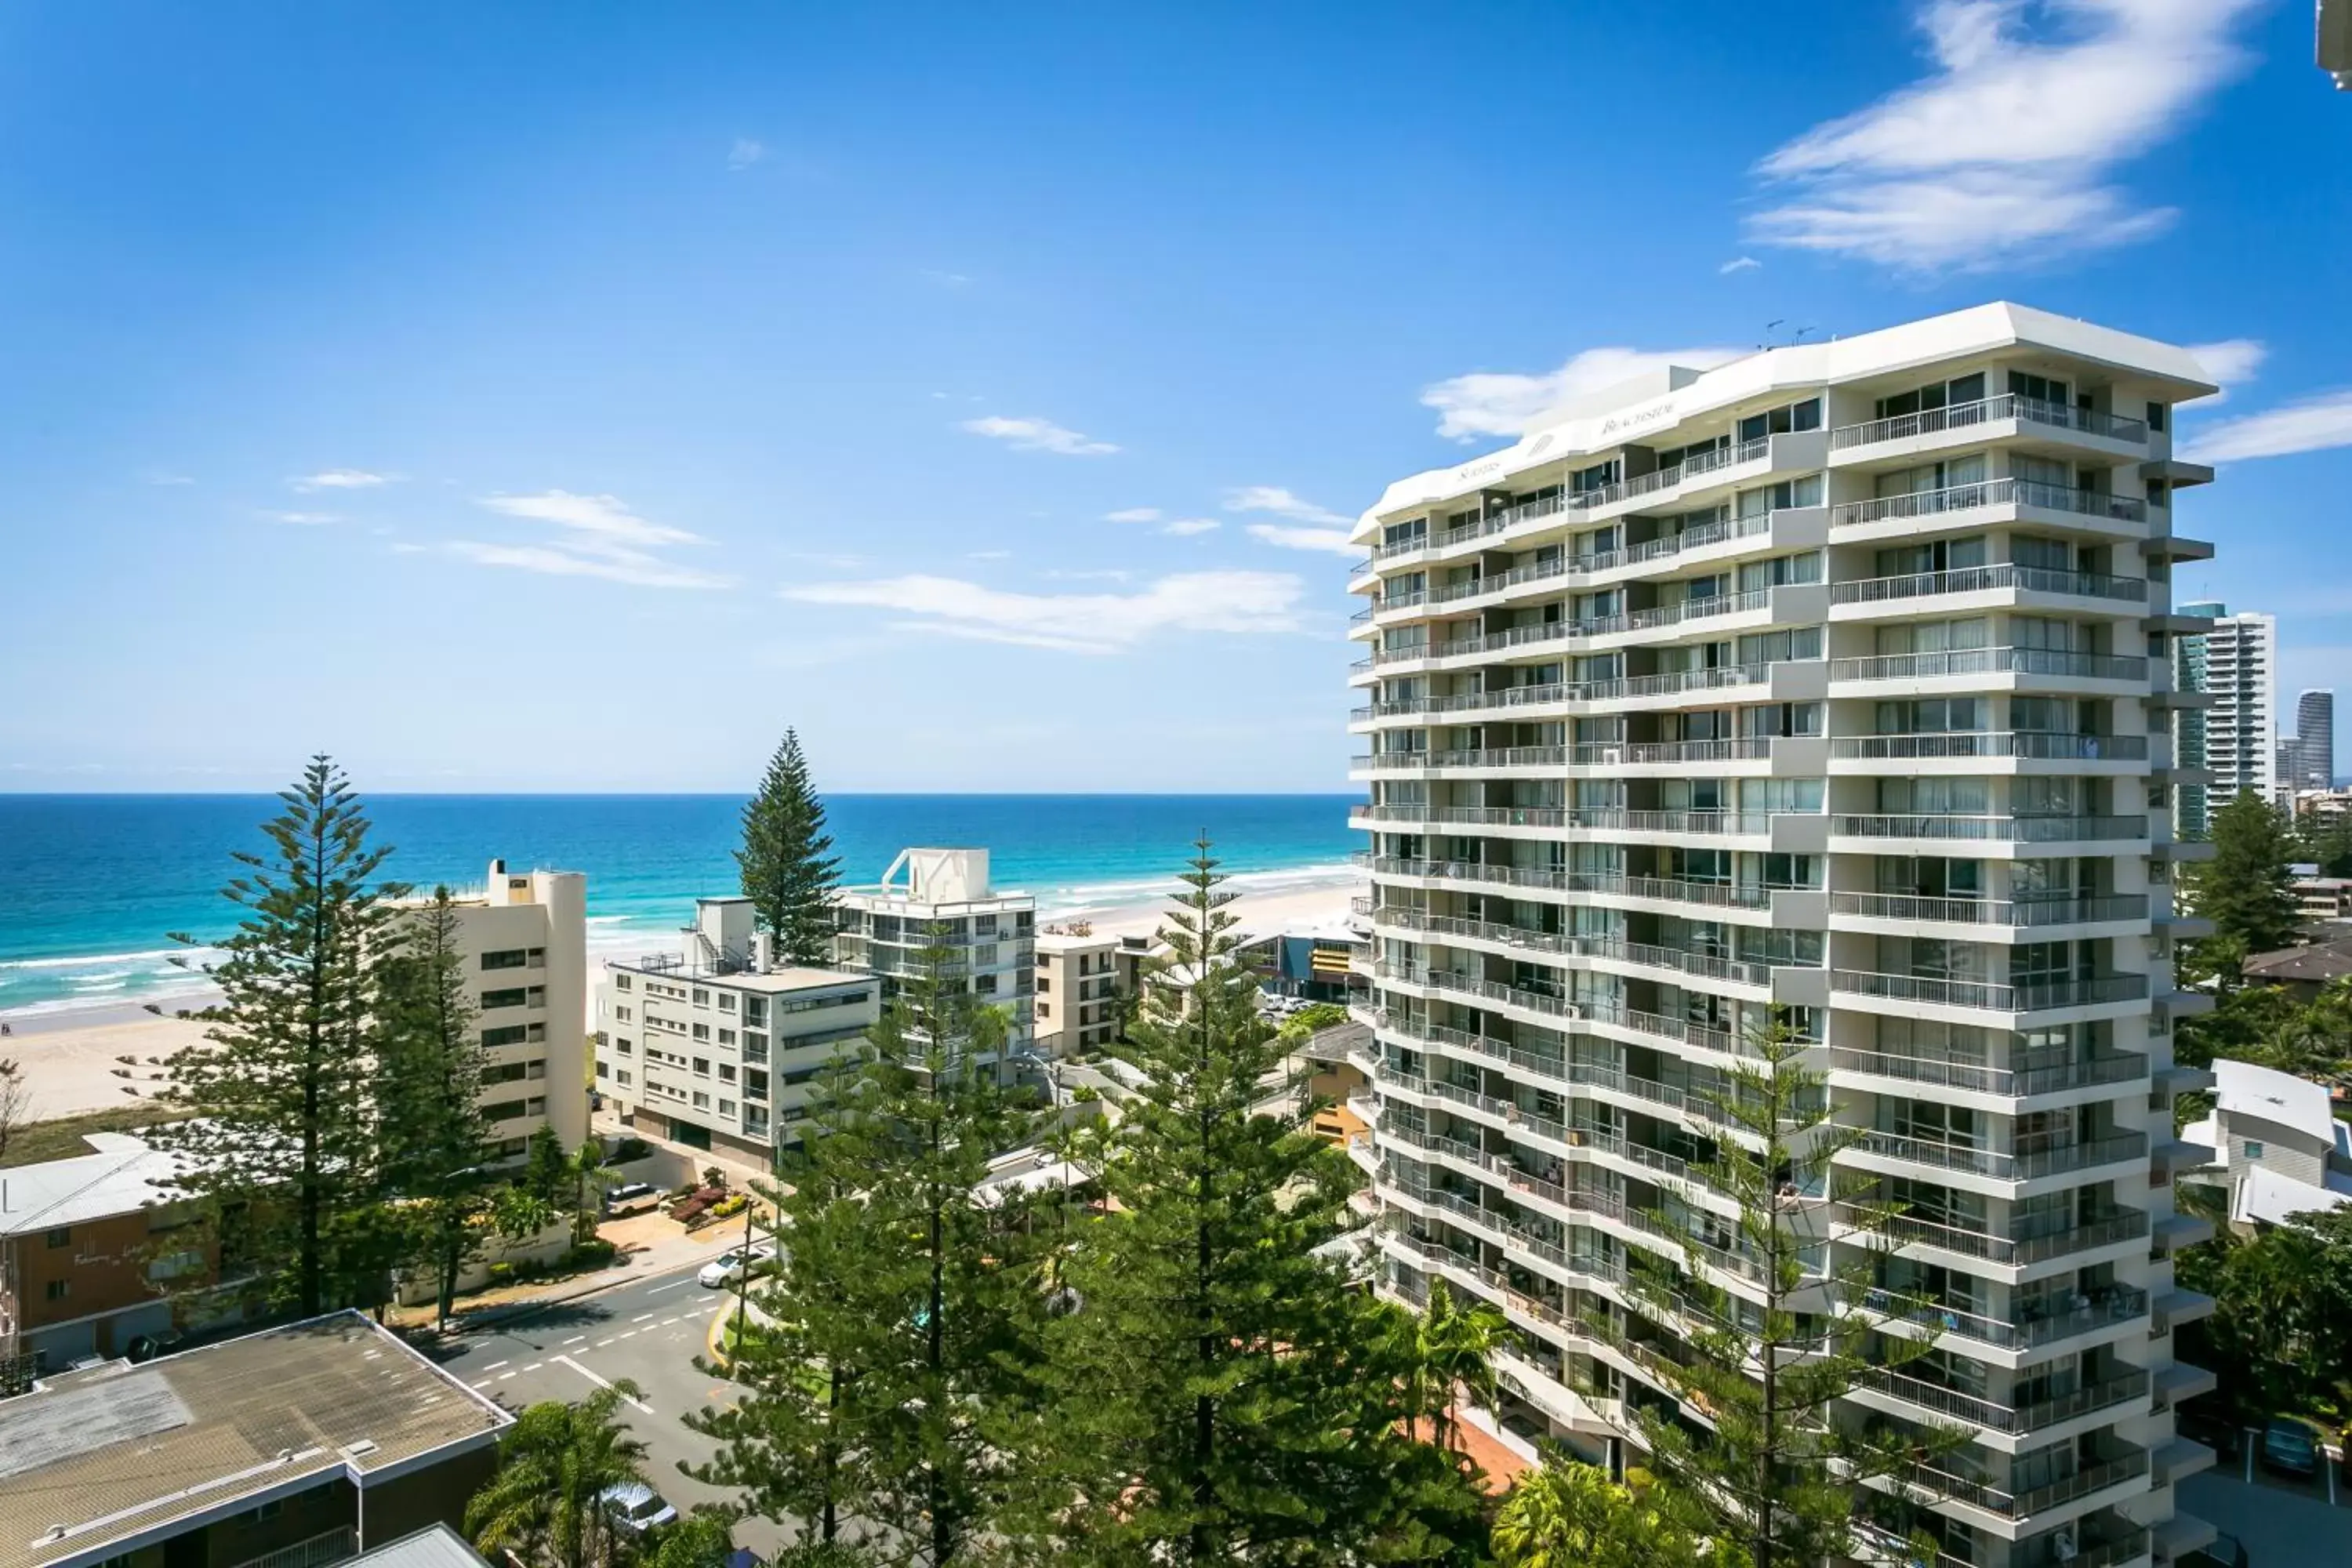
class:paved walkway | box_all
[392,1208,749,1334]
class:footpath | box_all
[392,1209,746,1336]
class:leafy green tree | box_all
[2190,790,2300,956]
[466,1384,651,1568]
[1624,1014,1967,1568]
[566,1138,619,1247]
[2178,1200,2352,1420]
[644,1511,739,1568]
[157,756,396,1316]
[1392,1276,1505,1456]
[2297,808,2352,880]
[1492,1451,1705,1568]
[522,1127,573,1209]
[691,936,1040,1566]
[739,729,843,966]
[1003,842,1489,1566]
[376,886,497,1330]
[1276,1001,1352,1044]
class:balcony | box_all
[1830,814,2150,844]
[1356,507,1806,618]
[1830,394,2150,453]
[1859,1364,2149,1436]
[1868,1205,2151,1267]
[1829,646,2148,684]
[1864,1283,2151,1351]
[1827,1044,2149,1098]
[1374,909,1786,988]
[1828,891,2148,927]
[1847,1127,2150,1182]
[1355,803,1776,837]
[1889,1446,2148,1521]
[1831,969,2150,1014]
[1829,476,2150,532]
[1358,736,1777,771]
[1828,562,2148,608]
[1365,857,1779,913]
[1829,731,2147,764]
[1356,662,1773,721]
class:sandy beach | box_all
[2,867,1366,1129]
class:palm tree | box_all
[466,1385,651,1568]
[1396,1277,1506,1457]
[568,1140,619,1247]
[1494,1450,1700,1568]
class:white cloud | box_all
[967,549,1013,560]
[1103,506,1163,524]
[445,540,733,590]
[439,489,729,589]
[1746,0,2263,270]
[290,468,395,492]
[1245,523,1358,557]
[263,510,340,526]
[1224,485,1352,527]
[1719,256,1762,274]
[2182,389,2352,465]
[960,416,1119,456]
[1419,347,1745,441]
[779,570,1306,654]
[1043,569,1134,583]
[728,138,765,171]
[1162,519,1221,536]
[2185,338,2267,401]
[478,489,702,549]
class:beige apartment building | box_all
[397,860,590,1155]
[597,897,878,1163]
[1033,927,1120,1058]
[1350,303,2225,1568]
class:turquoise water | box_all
[0,794,1359,1018]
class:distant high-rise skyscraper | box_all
[2173,601,2223,836]
[2297,688,2336,789]
[2199,610,2278,808]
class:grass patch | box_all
[2,1105,180,1168]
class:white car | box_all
[698,1241,779,1289]
[601,1482,677,1533]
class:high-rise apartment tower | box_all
[1348,303,2224,1568]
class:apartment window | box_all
[2007,369,2070,407]
[44,1227,71,1249]
[746,1069,769,1102]
[527,1060,546,1080]
[2244,1140,2265,1160]
[691,1091,711,1110]
[691,1023,711,1041]
[528,946,544,964]
[615,1036,633,1055]
[719,993,736,1012]
[614,1005,633,1022]
[1038,1002,1052,1020]
[617,1069,632,1087]
[692,989,710,1006]
[1872,372,1985,419]
[44,1279,69,1301]
[743,997,768,1028]
[482,1025,529,1048]
[693,1057,711,1077]
[596,1059,610,1079]
[719,1099,736,1118]
[2147,401,2168,433]
[742,1033,768,1063]
[718,1029,736,1046]
[1735,396,1822,441]
[481,987,529,1011]
[482,1062,529,1085]
[1036,977,1052,994]
[481,949,529,971]
[483,1098,525,1122]
[525,1097,545,1117]
[615,974,632,992]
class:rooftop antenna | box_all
[1761,319,1784,350]
[1791,325,1816,345]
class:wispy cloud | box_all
[1225,486,1350,526]
[2182,390,2352,465]
[439,490,731,589]
[960,416,1119,456]
[1419,347,1744,441]
[262,510,340,526]
[145,474,194,486]
[728,137,765,171]
[780,570,1306,654]
[1043,568,1134,583]
[1103,506,1163,524]
[1162,519,1221,536]
[290,468,396,492]
[1719,256,1762,274]
[967,549,1013,560]
[1245,523,1357,557]
[2186,338,2267,401]
[1745,0,2262,271]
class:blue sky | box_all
[2,0,2346,793]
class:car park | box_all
[601,1482,678,1533]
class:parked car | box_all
[698,1241,779,1290]
[2260,1414,2326,1477]
[601,1482,677,1533]
[604,1180,661,1215]
[2181,1534,2249,1568]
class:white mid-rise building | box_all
[395,860,590,1155]
[1348,302,2224,1568]
[834,848,1036,1069]
[2198,610,2276,807]
[1033,927,1122,1058]
[597,897,879,1163]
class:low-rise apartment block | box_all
[0,1312,506,1568]
[1033,927,1120,1058]
[597,897,878,1163]
[835,848,1036,1069]
[394,859,590,1155]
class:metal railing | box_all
[1831,969,2151,1012]
[1829,646,2148,683]
[1364,858,1779,909]
[1828,891,2148,926]
[1864,1283,2148,1351]
[1827,1045,2149,1098]
[1827,731,2146,761]
[1830,476,2148,530]
[1850,1126,2149,1181]
[1830,393,2149,451]
[1829,814,2149,843]
[1828,561,2147,605]
[230,1530,359,1568]
[1356,507,1795,615]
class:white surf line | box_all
[556,1354,652,1414]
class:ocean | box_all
[0,794,1360,1020]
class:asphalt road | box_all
[423,1262,789,1557]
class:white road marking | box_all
[483,1360,510,1371]
[556,1354,652,1414]
[648,1278,693,1294]
[471,1379,493,1389]
[633,1313,655,1323]
[596,1338,615,1348]
[524,1363,544,1373]
[619,1330,638,1339]
[497,1371,517,1381]
[563,1335,587,1346]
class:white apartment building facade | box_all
[2167,602,2221,839]
[597,897,879,1163]
[834,848,1036,1069]
[1033,927,1121,1058]
[397,860,590,1154]
[2198,610,2276,808]
[1348,303,2223,1568]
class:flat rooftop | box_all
[0,1313,510,1568]
[606,956,874,994]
